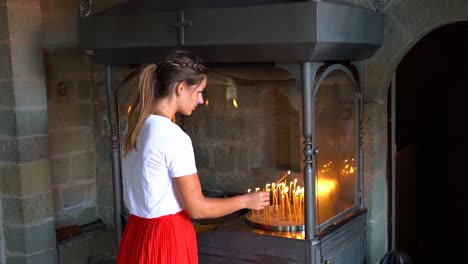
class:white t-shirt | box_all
[122,115,197,219]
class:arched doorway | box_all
[392,21,468,263]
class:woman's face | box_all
[178,76,207,116]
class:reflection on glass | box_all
[315,70,357,225]
[182,69,302,193]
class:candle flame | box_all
[232,98,238,108]
[205,99,209,106]
[127,105,132,114]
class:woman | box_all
[117,49,270,264]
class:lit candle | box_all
[276,170,291,185]
[281,194,285,222]
[300,187,304,223]
[293,179,297,195]
[254,188,260,221]
[289,181,293,199]
[264,184,271,223]
[293,190,299,223]
[285,186,292,221]
[271,182,277,206]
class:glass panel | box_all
[182,68,303,195]
[116,66,359,230]
[315,70,357,225]
[117,67,304,192]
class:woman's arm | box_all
[174,173,270,220]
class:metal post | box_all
[391,73,396,250]
[302,62,316,240]
[105,65,123,248]
[352,61,365,210]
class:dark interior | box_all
[394,21,468,263]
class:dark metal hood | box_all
[77,0,383,65]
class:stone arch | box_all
[366,1,468,101]
[361,1,468,263]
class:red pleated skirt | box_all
[117,210,198,264]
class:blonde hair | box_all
[122,50,206,156]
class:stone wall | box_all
[0,1,9,262]
[40,0,126,230]
[0,0,58,263]
[0,0,124,263]
[45,48,98,228]
[349,0,468,263]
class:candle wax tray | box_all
[245,205,305,232]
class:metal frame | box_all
[390,73,396,250]
[88,0,382,250]
[77,0,384,65]
[280,61,364,240]
[104,65,124,248]
[105,60,365,247]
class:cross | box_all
[171,11,192,46]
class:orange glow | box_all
[245,172,337,229]
[127,105,132,114]
[232,98,238,108]
[205,99,209,106]
[317,179,336,197]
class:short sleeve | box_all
[166,133,197,178]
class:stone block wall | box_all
[0,1,9,262]
[0,0,58,263]
[90,63,117,228]
[40,0,124,232]
[45,48,99,228]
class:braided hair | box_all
[123,49,207,156]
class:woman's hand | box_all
[174,174,270,219]
[242,191,270,210]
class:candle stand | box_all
[197,209,367,263]
[77,1,383,261]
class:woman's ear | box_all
[175,81,187,96]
